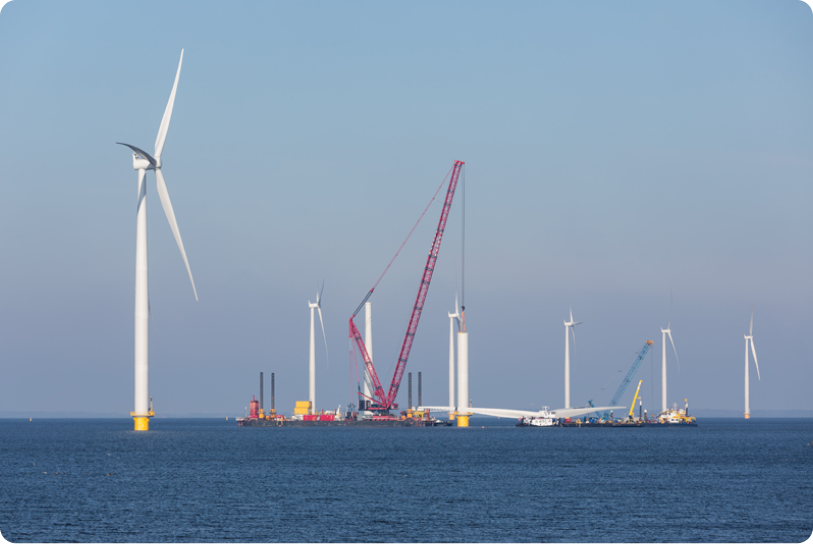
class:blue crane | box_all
[601,340,654,420]
[586,400,603,420]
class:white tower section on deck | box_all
[134,169,149,418]
[309,300,318,414]
[364,302,374,409]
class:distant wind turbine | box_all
[308,283,328,415]
[660,294,680,412]
[564,306,582,409]
[744,310,761,419]
[117,50,197,432]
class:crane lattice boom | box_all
[348,160,465,412]
[604,340,654,419]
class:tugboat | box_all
[649,399,697,426]
[516,410,558,427]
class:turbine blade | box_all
[318,306,328,368]
[750,309,754,337]
[155,168,198,301]
[117,142,156,166]
[154,49,184,159]
[570,306,573,323]
[750,339,760,380]
[455,294,459,315]
[669,289,673,329]
[319,280,324,307]
[668,330,680,373]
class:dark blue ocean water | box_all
[1,417,812,543]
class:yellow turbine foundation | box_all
[744,413,750,419]
[133,417,150,431]
[131,411,154,431]
[457,415,470,427]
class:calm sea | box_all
[1,417,811,543]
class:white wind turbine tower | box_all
[117,50,197,432]
[564,307,582,409]
[660,304,680,413]
[448,295,460,413]
[363,302,374,412]
[744,310,761,419]
[308,284,328,415]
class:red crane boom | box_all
[348,160,464,411]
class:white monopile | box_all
[744,310,761,419]
[563,307,582,409]
[457,330,469,415]
[448,295,460,410]
[308,284,328,415]
[118,50,197,431]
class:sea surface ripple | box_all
[1,418,812,542]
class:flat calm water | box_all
[1,418,812,543]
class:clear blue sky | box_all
[0,0,811,416]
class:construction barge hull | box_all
[238,418,452,427]
[555,421,697,428]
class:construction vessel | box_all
[238,161,465,428]
[236,371,452,427]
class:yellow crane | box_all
[628,380,643,421]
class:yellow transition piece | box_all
[133,417,150,431]
[457,415,470,427]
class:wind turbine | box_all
[448,295,460,413]
[564,307,582,409]
[660,299,680,413]
[117,50,197,432]
[308,283,328,415]
[744,310,761,419]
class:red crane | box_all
[349,160,465,412]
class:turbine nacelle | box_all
[448,294,461,328]
[565,307,582,328]
[119,143,159,171]
[132,154,152,171]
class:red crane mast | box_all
[348,160,465,411]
